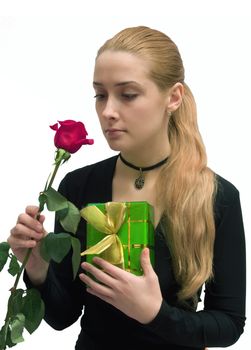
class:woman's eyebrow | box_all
[93,81,140,87]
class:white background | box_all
[0,1,250,349]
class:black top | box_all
[24,155,246,349]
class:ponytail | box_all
[157,83,216,305]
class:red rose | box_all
[50,120,94,153]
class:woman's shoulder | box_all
[64,155,118,183]
[57,155,118,205]
[215,173,240,205]
[214,173,241,224]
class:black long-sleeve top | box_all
[24,155,246,349]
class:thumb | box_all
[140,248,153,276]
[38,214,46,225]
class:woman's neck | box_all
[120,147,171,169]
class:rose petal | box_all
[82,138,94,145]
[50,123,59,131]
[58,120,76,126]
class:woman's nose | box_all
[101,97,119,119]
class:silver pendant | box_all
[135,169,145,189]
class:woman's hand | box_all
[8,205,49,285]
[79,248,163,324]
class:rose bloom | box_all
[50,120,94,153]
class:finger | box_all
[26,206,46,226]
[13,222,43,241]
[79,272,114,298]
[25,205,40,217]
[81,262,116,288]
[38,214,45,225]
[17,213,43,233]
[85,287,114,305]
[140,248,154,276]
[8,234,37,249]
[92,257,128,280]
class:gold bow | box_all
[80,202,126,269]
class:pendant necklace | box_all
[119,153,169,190]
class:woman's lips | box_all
[105,129,126,138]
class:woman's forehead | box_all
[94,51,151,84]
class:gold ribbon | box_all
[80,202,126,269]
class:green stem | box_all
[11,157,63,293]
[46,161,61,191]
[1,151,66,349]
[12,248,32,291]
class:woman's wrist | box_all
[140,297,163,324]
[25,261,49,286]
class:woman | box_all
[8,26,246,349]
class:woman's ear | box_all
[166,82,184,113]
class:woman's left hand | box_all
[79,248,163,324]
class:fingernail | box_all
[92,257,101,264]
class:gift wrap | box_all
[80,202,154,275]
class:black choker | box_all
[119,153,169,190]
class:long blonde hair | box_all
[97,26,217,306]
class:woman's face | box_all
[93,51,170,155]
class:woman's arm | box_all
[23,175,87,330]
[79,179,246,348]
[144,186,246,347]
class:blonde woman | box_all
[9,26,246,349]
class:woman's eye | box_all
[94,94,105,100]
[122,93,138,100]
[94,93,138,101]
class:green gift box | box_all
[81,201,154,276]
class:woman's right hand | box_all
[8,205,49,285]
